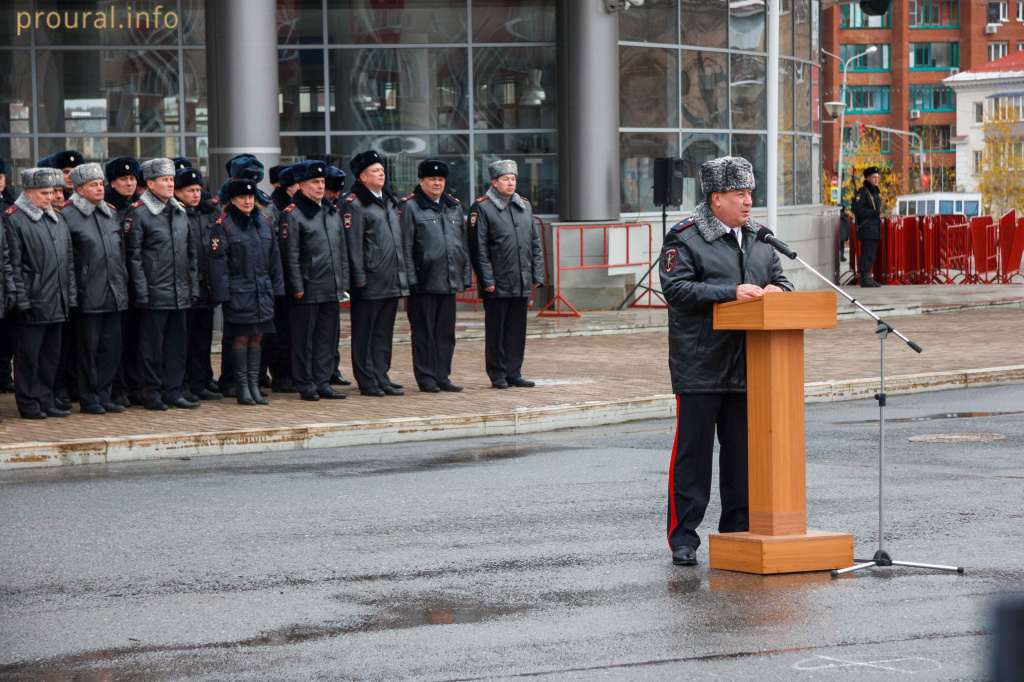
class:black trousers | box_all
[55,309,78,399]
[76,311,122,407]
[218,330,236,389]
[408,292,457,387]
[667,393,749,550]
[15,322,62,415]
[139,309,188,403]
[350,296,399,391]
[859,238,879,280]
[483,296,528,382]
[291,301,340,393]
[0,317,16,386]
[186,306,215,392]
[272,295,293,383]
[117,308,144,399]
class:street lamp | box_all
[823,46,877,210]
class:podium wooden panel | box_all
[709,292,854,574]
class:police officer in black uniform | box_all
[174,166,223,401]
[265,165,299,393]
[0,161,14,417]
[400,158,470,393]
[324,165,353,388]
[851,165,883,288]
[104,156,142,407]
[658,156,794,566]
[61,163,130,414]
[467,160,545,389]
[4,168,77,419]
[123,158,200,411]
[280,160,350,401]
[208,179,285,406]
[343,150,410,397]
[0,157,17,395]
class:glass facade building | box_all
[1,0,822,216]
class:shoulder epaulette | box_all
[476,195,488,202]
[402,193,414,202]
[105,202,116,210]
[214,216,224,225]
[62,200,73,208]
[345,193,357,203]
[52,206,62,213]
[130,200,143,209]
[449,194,461,204]
[4,205,18,216]
[671,219,695,232]
[282,204,296,213]
[211,196,221,205]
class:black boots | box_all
[234,348,255,406]
[248,347,269,405]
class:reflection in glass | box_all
[327,0,467,44]
[779,60,793,131]
[474,47,556,130]
[619,0,678,44]
[332,134,470,204]
[34,0,177,46]
[280,135,327,165]
[38,136,181,165]
[620,132,679,214]
[776,0,793,56]
[472,0,555,42]
[730,55,766,130]
[0,51,33,135]
[279,49,326,132]
[730,0,765,52]
[278,0,324,45]
[682,133,728,208]
[680,51,728,129]
[811,66,820,134]
[35,50,182,135]
[811,137,821,203]
[182,0,206,45]
[795,136,812,204]
[777,134,794,205]
[184,137,210,179]
[680,0,727,48]
[620,48,679,128]
[794,0,811,60]
[0,138,35,192]
[1,0,30,46]
[183,51,207,133]
[811,0,820,60]
[474,133,557,214]
[732,133,766,206]
[795,62,811,133]
[330,48,468,131]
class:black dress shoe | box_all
[509,377,535,388]
[299,390,321,401]
[44,407,71,418]
[168,397,201,409]
[0,377,15,393]
[360,387,386,397]
[438,379,464,392]
[672,545,698,566]
[197,388,223,400]
[272,380,298,393]
[21,409,46,420]
[491,379,509,389]
[81,403,106,415]
[102,402,127,413]
[205,380,222,394]
[55,399,73,411]
[258,373,272,388]
[145,399,169,411]
[418,383,441,393]
[317,387,347,399]
[182,391,200,402]
[381,385,404,396]
[329,371,352,386]
[386,381,403,389]
[111,393,131,408]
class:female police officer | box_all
[208,179,285,406]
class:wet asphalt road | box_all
[1,384,1022,681]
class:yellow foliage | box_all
[976,103,1024,216]
[838,129,904,211]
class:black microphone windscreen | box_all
[756,226,773,243]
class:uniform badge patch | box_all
[343,214,352,229]
[281,225,289,239]
[211,237,220,251]
[122,216,132,233]
[469,213,477,227]
[663,248,678,272]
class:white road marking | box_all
[794,655,942,673]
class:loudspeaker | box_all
[653,157,684,207]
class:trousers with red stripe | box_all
[667,393,749,550]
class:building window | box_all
[880,130,891,153]
[975,102,985,122]
[989,42,1009,60]
[910,42,960,69]
[839,44,890,70]
[988,1,1008,22]
[839,3,891,27]
[912,124,954,151]
[1018,2,1024,21]
[1018,41,1024,51]
[845,85,891,112]
[909,83,957,111]
[974,151,983,172]
[909,1,960,28]
[988,94,1024,119]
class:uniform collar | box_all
[413,185,459,211]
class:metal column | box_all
[556,0,620,222]
[204,0,281,192]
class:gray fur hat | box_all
[488,159,517,180]
[20,168,42,189]
[141,158,175,180]
[29,168,64,188]
[699,156,756,196]
[69,162,104,187]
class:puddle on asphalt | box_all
[836,410,1024,425]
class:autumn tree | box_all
[838,129,904,211]
[975,102,1024,216]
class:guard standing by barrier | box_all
[174,166,223,402]
[4,168,77,419]
[280,160,350,401]
[104,157,142,407]
[123,158,200,411]
[266,165,298,393]
[344,150,409,397]
[852,166,883,288]
[61,163,130,414]
[400,158,470,393]
[0,158,16,395]
[208,180,285,406]
[467,160,545,389]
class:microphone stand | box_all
[767,241,964,579]
[616,203,673,310]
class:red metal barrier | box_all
[970,216,998,283]
[998,211,1017,283]
[536,222,657,317]
[1008,218,1024,283]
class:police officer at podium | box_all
[658,156,793,567]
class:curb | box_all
[2,364,1022,471]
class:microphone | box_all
[755,226,797,260]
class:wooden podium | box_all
[708,292,854,574]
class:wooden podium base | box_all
[708,530,854,575]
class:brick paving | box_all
[0,306,1021,446]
